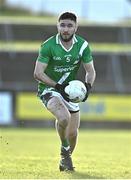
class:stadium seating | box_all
[0,23,131,93]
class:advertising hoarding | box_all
[16,93,131,121]
[0,92,13,124]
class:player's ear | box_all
[75,23,78,32]
[57,22,60,31]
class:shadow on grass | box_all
[69,171,105,179]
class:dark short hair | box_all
[58,12,77,22]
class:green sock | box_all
[62,139,69,147]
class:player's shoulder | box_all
[75,35,89,45]
[41,35,56,48]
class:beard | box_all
[60,33,74,42]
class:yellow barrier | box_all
[80,94,131,120]
[16,93,131,121]
[16,93,54,120]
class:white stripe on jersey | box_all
[79,41,88,56]
[58,72,70,84]
[43,36,54,44]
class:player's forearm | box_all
[85,68,96,86]
[34,72,56,87]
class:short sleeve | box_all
[37,43,50,64]
[82,45,93,63]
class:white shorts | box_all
[39,87,80,113]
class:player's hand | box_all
[55,83,70,102]
[82,83,92,102]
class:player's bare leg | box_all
[47,96,70,143]
[47,96,74,171]
[55,110,80,171]
[66,111,80,153]
[55,111,80,152]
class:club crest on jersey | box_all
[64,54,72,62]
[73,55,81,64]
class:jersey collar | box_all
[56,34,78,52]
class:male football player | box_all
[34,12,96,171]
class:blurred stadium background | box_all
[0,0,131,128]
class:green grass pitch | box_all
[0,128,131,179]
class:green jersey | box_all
[37,34,93,93]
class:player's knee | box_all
[47,96,71,127]
[59,118,68,128]
[59,113,71,128]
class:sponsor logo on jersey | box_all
[54,65,77,73]
[53,56,62,61]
